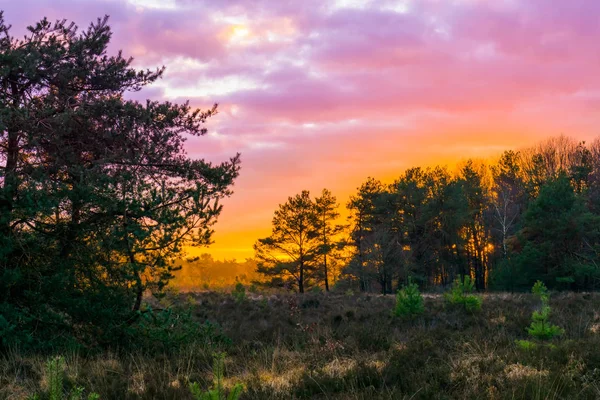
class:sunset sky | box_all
[3,0,600,260]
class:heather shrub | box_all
[130,307,231,352]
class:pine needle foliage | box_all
[444,276,482,312]
[27,356,99,400]
[189,353,243,400]
[47,357,64,400]
[527,281,564,340]
[393,278,424,318]
[0,13,240,350]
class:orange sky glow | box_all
[5,0,600,260]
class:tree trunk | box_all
[470,223,485,291]
[128,244,143,312]
[299,261,304,294]
[133,280,143,312]
[0,82,21,260]
[324,254,329,292]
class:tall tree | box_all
[569,141,593,194]
[0,15,240,348]
[458,160,491,290]
[587,138,600,213]
[314,189,343,291]
[508,173,600,290]
[392,167,434,286]
[423,166,459,286]
[490,150,526,258]
[346,177,384,292]
[255,191,319,293]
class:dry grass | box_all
[2,291,600,399]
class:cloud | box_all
[3,0,600,258]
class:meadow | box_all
[2,290,600,400]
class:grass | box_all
[2,291,600,399]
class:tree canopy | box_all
[255,190,344,293]
[0,14,240,349]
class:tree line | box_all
[256,136,600,293]
[171,254,260,290]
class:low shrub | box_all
[189,353,243,400]
[27,356,99,400]
[232,283,246,304]
[393,278,424,318]
[526,281,563,340]
[444,276,482,312]
[515,339,537,351]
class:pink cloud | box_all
[3,0,600,258]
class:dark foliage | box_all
[0,14,239,350]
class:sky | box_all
[2,0,600,260]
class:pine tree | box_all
[346,178,384,292]
[509,174,600,289]
[255,191,319,293]
[0,14,240,348]
[314,189,343,291]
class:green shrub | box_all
[532,280,549,302]
[393,279,424,318]
[47,357,64,400]
[232,283,246,303]
[444,276,482,312]
[515,339,537,351]
[462,295,482,312]
[527,281,563,340]
[527,307,564,340]
[189,353,243,400]
[27,356,99,400]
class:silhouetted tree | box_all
[255,191,319,293]
[457,160,491,290]
[507,174,600,290]
[489,151,526,258]
[0,14,240,349]
[569,142,593,194]
[392,167,436,286]
[314,189,344,291]
[346,178,384,292]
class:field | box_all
[2,291,600,399]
